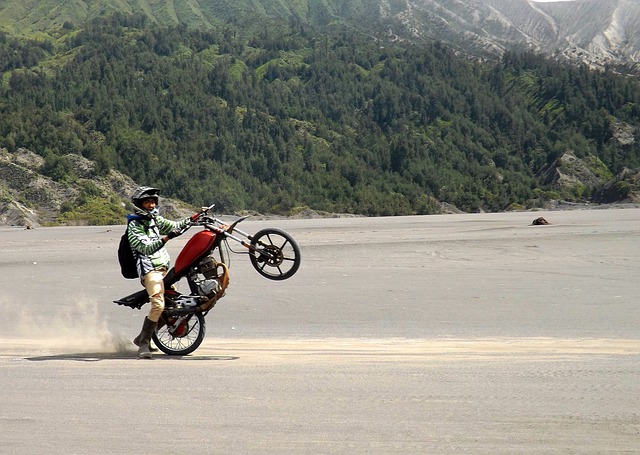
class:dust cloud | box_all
[0,296,132,354]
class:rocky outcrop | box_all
[593,168,640,204]
[539,151,640,204]
[540,152,608,189]
[380,0,640,74]
[0,149,73,226]
[0,148,193,227]
[2,147,637,226]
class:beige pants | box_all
[142,270,167,322]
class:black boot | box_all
[133,333,158,352]
[134,317,157,359]
[133,317,166,352]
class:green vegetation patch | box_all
[55,195,126,226]
[0,14,639,218]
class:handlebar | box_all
[190,206,256,251]
[191,205,254,245]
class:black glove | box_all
[167,228,183,240]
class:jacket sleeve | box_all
[155,216,191,235]
[127,220,164,256]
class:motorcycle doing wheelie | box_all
[114,205,301,355]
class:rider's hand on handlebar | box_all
[213,224,229,234]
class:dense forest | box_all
[1,14,639,217]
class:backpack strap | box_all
[126,214,149,233]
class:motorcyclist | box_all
[128,186,201,358]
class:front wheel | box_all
[152,312,205,356]
[249,228,301,280]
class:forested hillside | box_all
[1,14,639,220]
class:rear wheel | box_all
[152,312,205,356]
[249,228,301,280]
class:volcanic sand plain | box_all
[0,208,639,454]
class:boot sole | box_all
[133,339,158,352]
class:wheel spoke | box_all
[153,312,205,356]
[249,228,301,281]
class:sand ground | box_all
[0,209,638,454]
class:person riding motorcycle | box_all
[128,186,201,358]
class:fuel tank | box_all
[174,230,217,275]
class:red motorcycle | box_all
[114,205,301,355]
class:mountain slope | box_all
[1,17,639,220]
[377,0,640,71]
[1,0,639,71]
[0,0,328,34]
[0,147,195,227]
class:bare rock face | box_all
[0,149,75,226]
[0,199,39,228]
[537,151,640,204]
[380,0,640,73]
[593,168,640,204]
[540,152,608,189]
[0,148,196,227]
[3,0,640,74]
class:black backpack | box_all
[117,218,145,279]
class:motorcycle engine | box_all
[191,255,225,299]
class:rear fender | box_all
[113,289,148,310]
